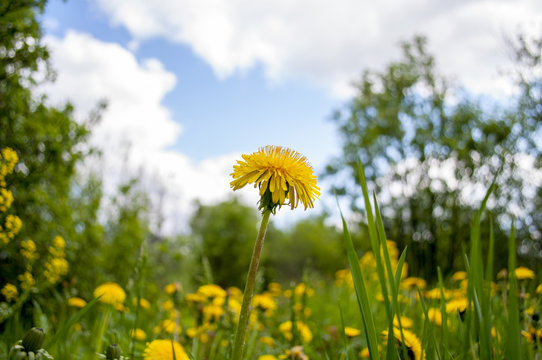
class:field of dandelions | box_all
[1,145,541,360]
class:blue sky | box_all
[39,0,542,233]
[43,0,342,165]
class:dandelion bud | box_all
[22,327,45,353]
[106,343,122,360]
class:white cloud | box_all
[95,0,542,98]
[40,31,245,234]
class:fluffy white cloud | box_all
[95,0,542,98]
[41,31,248,234]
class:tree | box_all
[190,198,259,287]
[0,0,101,287]
[325,36,539,279]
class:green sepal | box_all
[22,328,45,353]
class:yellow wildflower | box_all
[446,297,469,315]
[515,266,535,280]
[20,239,38,262]
[260,336,276,347]
[401,277,427,290]
[197,284,226,299]
[393,316,413,328]
[253,294,277,312]
[18,271,35,290]
[143,339,189,360]
[382,328,422,360]
[452,271,467,282]
[44,257,69,284]
[165,283,179,295]
[428,308,443,326]
[259,355,278,360]
[68,297,87,308]
[0,188,13,212]
[344,326,361,337]
[230,145,320,212]
[131,328,147,341]
[94,282,126,305]
[154,319,177,334]
[279,320,313,343]
[1,283,18,302]
[132,297,151,309]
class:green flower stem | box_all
[231,210,271,360]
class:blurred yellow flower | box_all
[165,283,180,295]
[18,271,35,290]
[258,355,278,360]
[253,294,277,312]
[230,146,319,212]
[131,328,147,341]
[143,339,189,360]
[515,266,535,280]
[94,282,126,305]
[446,297,469,314]
[344,326,361,337]
[279,320,313,343]
[393,316,413,328]
[401,277,426,290]
[132,297,150,309]
[1,283,17,302]
[452,271,467,282]
[68,297,87,308]
[260,336,276,347]
[382,328,422,360]
[197,284,226,299]
[428,308,443,326]
[20,239,38,262]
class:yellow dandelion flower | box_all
[154,319,177,334]
[68,297,87,308]
[165,283,179,295]
[279,320,313,343]
[143,339,189,360]
[185,293,205,304]
[94,282,126,305]
[1,283,18,302]
[253,294,277,312]
[446,297,469,314]
[359,347,370,358]
[259,355,278,360]
[393,316,413,328]
[131,328,147,341]
[382,328,422,360]
[132,297,151,309]
[227,286,243,298]
[452,271,467,282]
[230,146,319,212]
[344,326,361,337]
[401,277,427,290]
[515,266,535,280]
[267,282,282,296]
[427,308,443,326]
[260,336,276,347]
[197,284,227,299]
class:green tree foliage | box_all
[190,198,259,287]
[0,0,99,287]
[266,214,344,282]
[326,36,540,279]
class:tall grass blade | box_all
[45,297,100,349]
[339,207,380,360]
[506,221,521,360]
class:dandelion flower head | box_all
[230,146,319,213]
[94,282,126,305]
[143,339,189,360]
